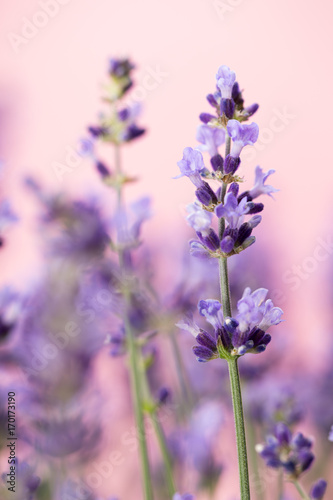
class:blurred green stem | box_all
[293,480,310,500]
[139,357,176,497]
[246,418,265,500]
[115,144,154,500]
[169,328,194,414]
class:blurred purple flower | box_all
[173,494,195,500]
[186,201,213,234]
[0,200,18,247]
[1,460,40,500]
[0,287,22,341]
[196,124,225,157]
[328,425,333,441]
[310,479,327,500]
[256,422,314,478]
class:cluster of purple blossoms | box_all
[256,422,315,478]
[177,66,277,261]
[1,460,40,500]
[256,423,327,498]
[177,287,282,361]
[107,57,135,101]
[85,58,145,180]
[0,199,18,248]
[0,287,22,341]
[176,65,282,361]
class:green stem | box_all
[169,329,194,413]
[218,257,232,318]
[114,143,154,500]
[219,131,250,500]
[139,358,176,497]
[115,143,123,208]
[246,418,265,500]
[151,413,176,496]
[292,480,310,500]
[228,358,251,500]
[277,470,283,500]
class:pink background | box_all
[0,0,332,366]
[1,1,333,498]
[1,0,333,358]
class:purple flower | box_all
[244,378,305,427]
[196,124,225,157]
[328,425,333,441]
[0,200,18,247]
[198,299,224,329]
[105,326,126,356]
[176,315,201,338]
[176,147,206,187]
[77,137,95,157]
[227,120,259,158]
[178,289,282,361]
[1,460,40,500]
[256,423,315,478]
[186,202,213,233]
[215,192,249,229]
[310,479,327,499]
[0,287,22,341]
[107,57,135,99]
[248,166,279,199]
[173,493,195,500]
[189,240,212,259]
[170,402,223,486]
[118,103,146,142]
[236,287,283,334]
[216,65,236,99]
[0,200,18,231]
[109,57,134,78]
[115,197,152,249]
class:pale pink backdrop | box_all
[1,0,333,361]
[1,0,333,498]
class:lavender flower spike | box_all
[196,124,225,157]
[176,147,206,187]
[248,166,279,199]
[216,65,236,99]
[227,120,259,158]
